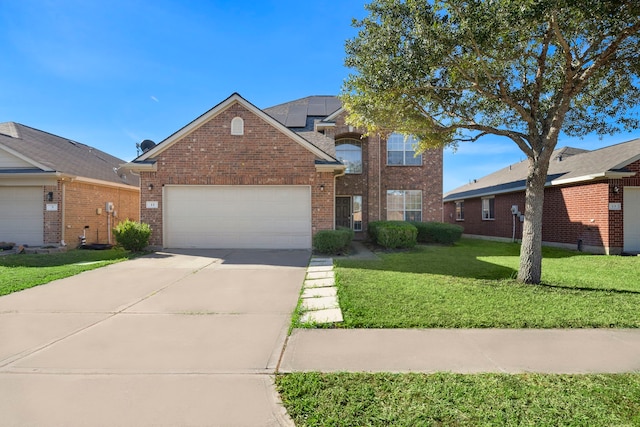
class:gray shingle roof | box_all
[0,122,139,187]
[444,138,640,201]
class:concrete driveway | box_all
[0,249,309,427]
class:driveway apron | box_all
[0,249,309,426]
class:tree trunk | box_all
[517,151,552,284]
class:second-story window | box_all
[336,139,362,174]
[387,133,422,166]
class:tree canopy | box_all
[342,0,640,283]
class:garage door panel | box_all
[164,186,311,249]
[624,187,640,253]
[0,187,43,246]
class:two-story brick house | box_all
[122,93,443,249]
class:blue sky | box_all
[2,0,639,193]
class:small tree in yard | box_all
[113,219,151,252]
[342,0,640,284]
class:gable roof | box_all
[443,138,640,201]
[129,93,342,167]
[0,122,139,187]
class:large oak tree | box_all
[342,0,640,283]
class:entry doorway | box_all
[335,196,351,229]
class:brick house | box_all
[0,122,140,247]
[122,93,443,249]
[443,139,640,254]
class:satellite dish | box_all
[140,139,156,152]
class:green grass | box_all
[335,238,640,328]
[276,372,640,426]
[0,248,139,296]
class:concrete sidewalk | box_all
[279,328,640,374]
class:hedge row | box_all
[368,221,417,249]
[410,221,464,245]
[313,228,355,255]
[368,221,463,248]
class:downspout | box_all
[378,134,382,220]
[61,181,66,246]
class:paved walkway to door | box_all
[0,249,309,427]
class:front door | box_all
[335,196,351,229]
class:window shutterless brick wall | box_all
[443,171,640,254]
[331,112,443,234]
[140,102,335,247]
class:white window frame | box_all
[482,197,495,220]
[336,139,363,174]
[455,200,464,221]
[387,133,422,166]
[353,195,362,231]
[386,190,422,221]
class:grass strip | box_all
[0,248,138,296]
[276,372,640,426]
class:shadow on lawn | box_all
[0,249,138,268]
[338,240,586,281]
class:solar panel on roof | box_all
[307,102,327,116]
[285,113,307,127]
[285,105,309,127]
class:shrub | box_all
[411,221,464,245]
[113,220,151,252]
[313,228,354,255]
[368,221,417,249]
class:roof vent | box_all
[231,117,244,135]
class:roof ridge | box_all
[264,95,338,110]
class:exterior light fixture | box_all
[320,184,325,191]
[148,183,154,191]
[612,185,620,194]
[47,191,54,201]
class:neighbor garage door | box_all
[0,187,43,246]
[624,187,640,253]
[164,185,311,249]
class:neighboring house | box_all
[443,139,640,254]
[0,122,140,247]
[122,93,442,249]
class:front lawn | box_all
[276,372,640,426]
[0,248,138,296]
[335,239,640,328]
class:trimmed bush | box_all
[113,219,151,252]
[368,221,417,249]
[411,221,464,245]
[313,228,354,255]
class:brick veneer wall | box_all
[43,183,63,245]
[140,102,335,247]
[443,176,640,253]
[330,112,443,234]
[63,181,140,247]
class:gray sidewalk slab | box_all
[280,328,640,374]
[0,373,290,427]
[9,313,290,374]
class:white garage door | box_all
[0,187,43,246]
[624,187,640,253]
[164,185,311,249]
